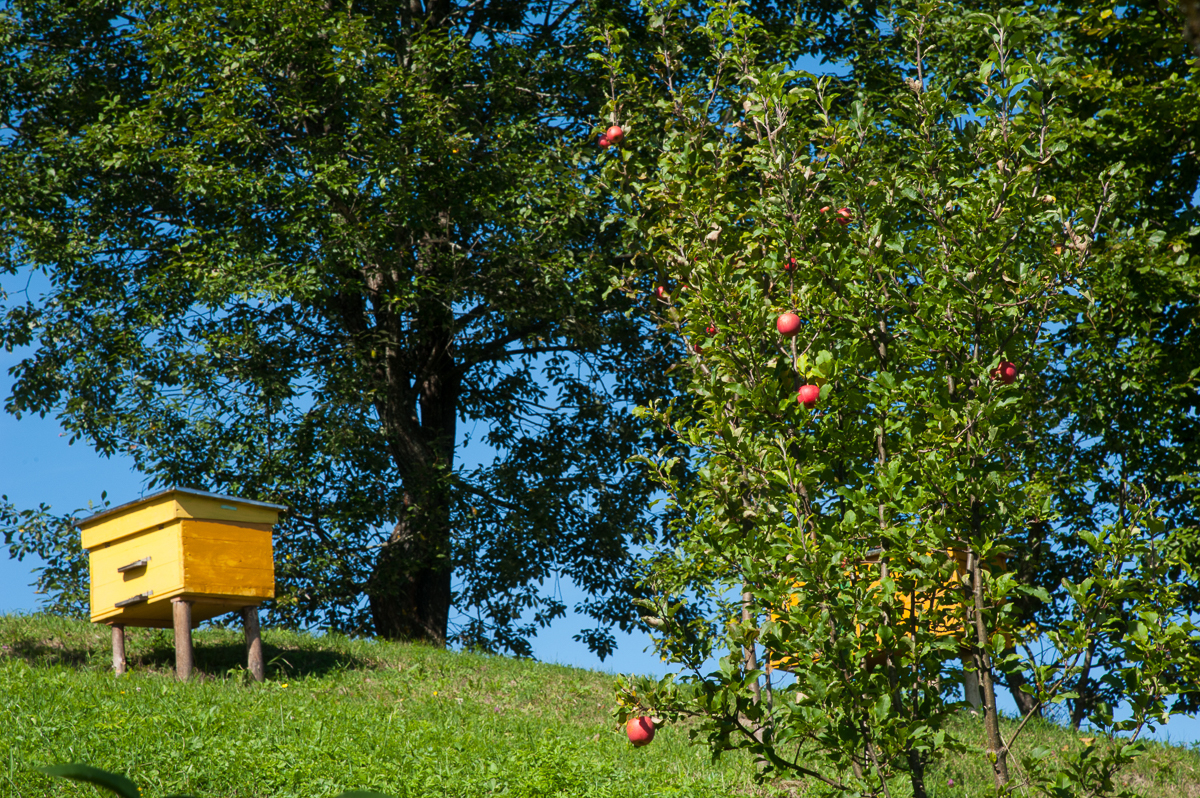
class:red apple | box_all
[783,256,798,273]
[706,325,717,335]
[776,312,801,337]
[991,360,1018,384]
[655,286,667,300]
[626,716,655,747]
[606,125,624,143]
[693,343,703,354]
[819,206,853,225]
[797,384,820,408]
[598,136,611,148]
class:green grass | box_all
[2,612,1198,797]
[1,612,758,798]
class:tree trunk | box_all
[1005,664,1040,718]
[1069,638,1097,730]
[368,511,453,644]
[907,748,928,798]
[1184,0,1200,56]
[970,549,1010,789]
[363,292,459,645]
[363,359,458,645]
[964,668,982,708]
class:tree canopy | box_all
[0,0,694,655]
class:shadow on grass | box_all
[125,638,371,680]
[1,621,376,679]
[3,636,98,668]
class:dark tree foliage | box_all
[0,0,700,655]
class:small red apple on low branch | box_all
[706,325,717,335]
[606,125,625,144]
[598,135,611,148]
[783,256,798,273]
[626,716,655,747]
[776,312,801,337]
[990,360,1018,384]
[797,384,820,408]
[655,286,668,300]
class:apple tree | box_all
[739,0,1200,727]
[598,2,1198,795]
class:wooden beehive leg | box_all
[172,598,194,682]
[111,624,127,676]
[242,605,264,683]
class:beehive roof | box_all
[76,487,287,531]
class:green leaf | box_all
[39,765,142,798]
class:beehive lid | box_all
[78,487,287,550]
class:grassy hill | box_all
[2,612,1197,797]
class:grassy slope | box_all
[2,613,1197,798]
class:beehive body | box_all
[80,489,284,628]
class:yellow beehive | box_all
[79,488,285,628]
